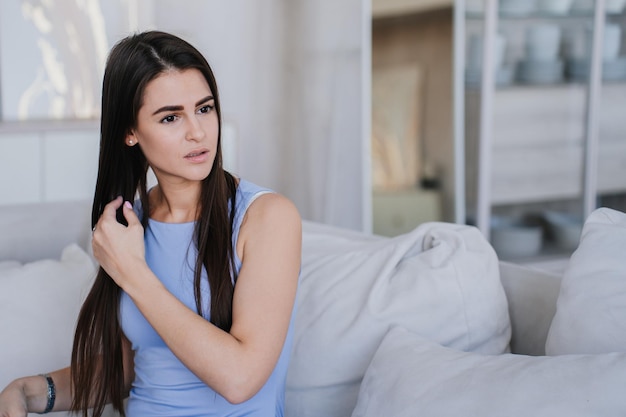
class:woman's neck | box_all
[149,182,201,223]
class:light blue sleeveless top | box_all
[120,179,296,416]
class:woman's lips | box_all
[184,149,209,163]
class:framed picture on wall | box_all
[371,63,425,190]
[0,0,152,122]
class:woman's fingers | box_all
[91,197,145,285]
[93,196,123,232]
[103,196,124,218]
[122,200,141,227]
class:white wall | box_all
[152,0,370,230]
[151,0,287,192]
[0,122,100,205]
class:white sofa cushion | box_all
[0,201,92,263]
[0,245,96,415]
[546,207,626,355]
[0,261,21,271]
[353,326,626,417]
[286,221,510,417]
[498,261,562,355]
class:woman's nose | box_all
[185,116,206,141]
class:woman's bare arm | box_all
[0,331,134,415]
[92,193,301,404]
[0,367,71,415]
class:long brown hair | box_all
[70,31,237,417]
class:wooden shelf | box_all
[372,0,452,19]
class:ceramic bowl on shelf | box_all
[496,65,516,85]
[606,0,626,14]
[490,216,543,260]
[565,24,622,62]
[466,33,507,72]
[517,59,565,84]
[601,24,622,61]
[526,24,562,62]
[571,0,594,14]
[567,57,626,81]
[603,58,626,80]
[543,211,583,251]
[465,65,516,87]
[571,0,623,14]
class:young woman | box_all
[0,30,301,417]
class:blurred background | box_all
[0,0,369,232]
[0,0,625,269]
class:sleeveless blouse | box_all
[119,179,295,416]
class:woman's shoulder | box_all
[249,192,299,220]
[238,193,301,262]
[234,178,272,215]
[235,178,272,198]
[236,180,300,232]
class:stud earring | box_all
[129,140,133,145]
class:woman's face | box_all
[127,68,219,187]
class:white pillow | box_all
[546,207,626,355]
[286,222,510,417]
[0,261,21,272]
[353,326,626,417]
[0,245,96,396]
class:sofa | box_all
[2,200,626,416]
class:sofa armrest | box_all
[0,200,92,262]
[499,261,562,356]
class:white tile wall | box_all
[0,126,99,206]
[0,133,42,204]
[43,130,100,202]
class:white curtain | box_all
[154,0,370,231]
[281,0,370,231]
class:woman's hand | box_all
[92,196,146,289]
[0,384,28,417]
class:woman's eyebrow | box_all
[195,95,214,106]
[152,96,214,116]
[152,105,183,116]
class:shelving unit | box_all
[455,0,626,261]
[372,0,452,18]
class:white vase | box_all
[606,0,626,14]
[537,0,573,15]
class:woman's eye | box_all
[198,105,213,114]
[161,115,177,124]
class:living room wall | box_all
[0,0,370,231]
